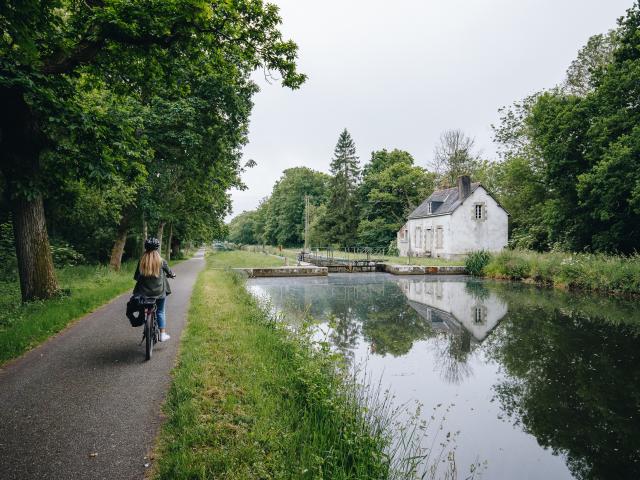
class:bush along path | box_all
[0,250,205,480]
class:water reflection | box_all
[247,274,640,479]
[483,284,640,480]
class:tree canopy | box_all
[0,0,305,299]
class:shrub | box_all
[387,239,399,257]
[465,250,492,276]
[50,241,86,268]
[0,222,17,277]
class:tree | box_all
[527,3,640,252]
[430,129,481,187]
[357,149,434,248]
[564,30,618,96]
[491,94,550,250]
[263,167,329,246]
[228,211,262,245]
[0,1,305,300]
[321,129,361,246]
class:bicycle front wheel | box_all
[145,311,153,361]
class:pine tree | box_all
[322,129,361,246]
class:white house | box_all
[397,278,508,343]
[397,175,508,259]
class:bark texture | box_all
[141,218,148,255]
[109,216,129,271]
[12,196,59,301]
[166,223,173,261]
[156,222,165,251]
[2,87,59,301]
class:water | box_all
[247,273,640,480]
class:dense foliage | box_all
[0,0,304,300]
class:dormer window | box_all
[426,202,432,214]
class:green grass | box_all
[0,262,137,365]
[482,249,640,296]
[242,245,462,267]
[211,249,288,268]
[153,250,399,479]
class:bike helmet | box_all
[144,237,161,251]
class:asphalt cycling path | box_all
[0,249,206,480]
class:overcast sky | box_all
[229,0,634,219]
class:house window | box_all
[414,227,422,249]
[475,204,483,219]
[426,202,432,214]
[474,306,486,325]
[436,226,443,249]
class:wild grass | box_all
[482,249,640,296]
[154,251,475,479]
[0,262,136,365]
[464,251,492,276]
[242,245,463,267]
[210,248,288,268]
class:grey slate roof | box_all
[408,183,481,219]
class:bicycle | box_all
[139,298,159,360]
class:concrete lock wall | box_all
[234,266,328,278]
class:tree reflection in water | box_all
[250,276,640,479]
[484,287,640,480]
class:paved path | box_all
[0,250,205,480]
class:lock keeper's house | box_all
[397,175,508,260]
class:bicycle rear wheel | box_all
[145,310,154,360]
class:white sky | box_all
[229,0,634,219]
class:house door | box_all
[414,227,422,251]
[425,228,432,252]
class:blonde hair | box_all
[140,250,161,277]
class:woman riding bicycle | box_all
[133,238,175,342]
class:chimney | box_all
[457,175,471,200]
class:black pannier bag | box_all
[126,294,146,327]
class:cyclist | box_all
[133,237,176,342]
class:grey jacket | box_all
[133,259,174,299]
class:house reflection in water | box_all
[397,278,508,383]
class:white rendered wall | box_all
[398,187,508,259]
[398,279,508,342]
[446,187,508,258]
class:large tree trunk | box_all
[166,222,173,261]
[109,215,129,271]
[156,221,165,251]
[11,195,59,301]
[2,86,59,302]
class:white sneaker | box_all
[159,332,171,342]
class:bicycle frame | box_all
[142,303,159,361]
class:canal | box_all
[247,273,640,479]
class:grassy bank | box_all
[0,262,137,365]
[211,249,288,268]
[153,251,402,479]
[472,249,640,296]
[242,245,462,267]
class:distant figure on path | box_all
[134,237,176,342]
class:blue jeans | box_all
[156,297,167,329]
